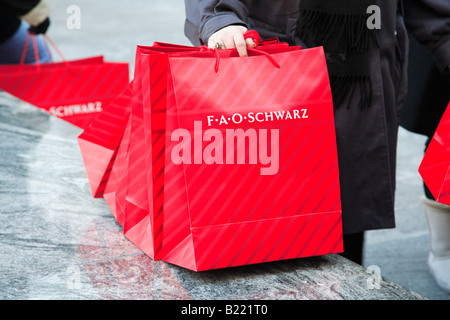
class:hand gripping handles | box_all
[210,30,281,73]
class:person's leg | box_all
[340,232,365,265]
[422,137,450,293]
[0,20,51,65]
[421,196,450,293]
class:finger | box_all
[245,38,256,48]
[207,38,217,49]
[233,32,248,57]
[208,38,225,50]
[222,36,235,51]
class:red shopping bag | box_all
[419,101,450,205]
[0,34,129,129]
[80,36,343,271]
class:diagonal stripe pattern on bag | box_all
[78,34,344,271]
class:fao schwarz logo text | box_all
[170,109,309,176]
[206,109,308,126]
[49,101,102,117]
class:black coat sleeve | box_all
[0,0,42,16]
[404,0,450,72]
[184,0,254,46]
[1,0,50,28]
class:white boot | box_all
[422,196,450,293]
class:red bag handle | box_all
[20,32,74,73]
[210,30,280,73]
[20,32,40,71]
[244,30,280,68]
[243,29,261,46]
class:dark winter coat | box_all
[401,32,450,140]
[184,0,450,234]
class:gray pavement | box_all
[365,128,450,300]
[0,0,448,300]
